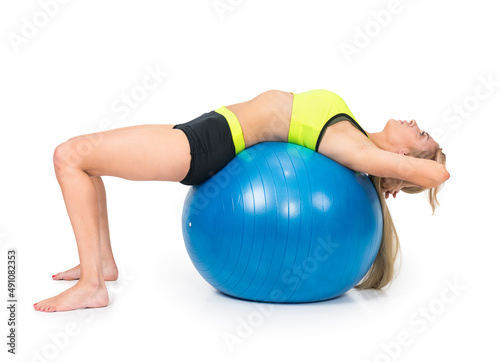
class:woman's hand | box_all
[380,177,404,199]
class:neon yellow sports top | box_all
[288,89,369,151]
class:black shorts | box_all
[173,111,237,186]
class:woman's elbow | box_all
[402,165,450,190]
[427,165,450,189]
[444,168,451,182]
[439,165,450,183]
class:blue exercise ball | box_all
[180,142,382,303]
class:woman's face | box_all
[386,119,437,156]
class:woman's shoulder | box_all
[317,119,374,170]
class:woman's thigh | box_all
[61,124,191,182]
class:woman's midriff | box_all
[225,90,294,149]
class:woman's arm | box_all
[337,144,450,189]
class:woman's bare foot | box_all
[34,280,108,312]
[53,262,118,281]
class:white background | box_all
[1,0,498,361]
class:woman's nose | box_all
[409,120,415,126]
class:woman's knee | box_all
[53,139,86,172]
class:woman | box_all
[33,89,449,312]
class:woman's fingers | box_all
[384,190,399,199]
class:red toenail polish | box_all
[52,275,55,278]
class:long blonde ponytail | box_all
[355,147,447,290]
[354,175,401,290]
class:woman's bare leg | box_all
[52,124,180,281]
[34,124,191,312]
[52,176,119,281]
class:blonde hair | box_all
[354,146,447,290]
